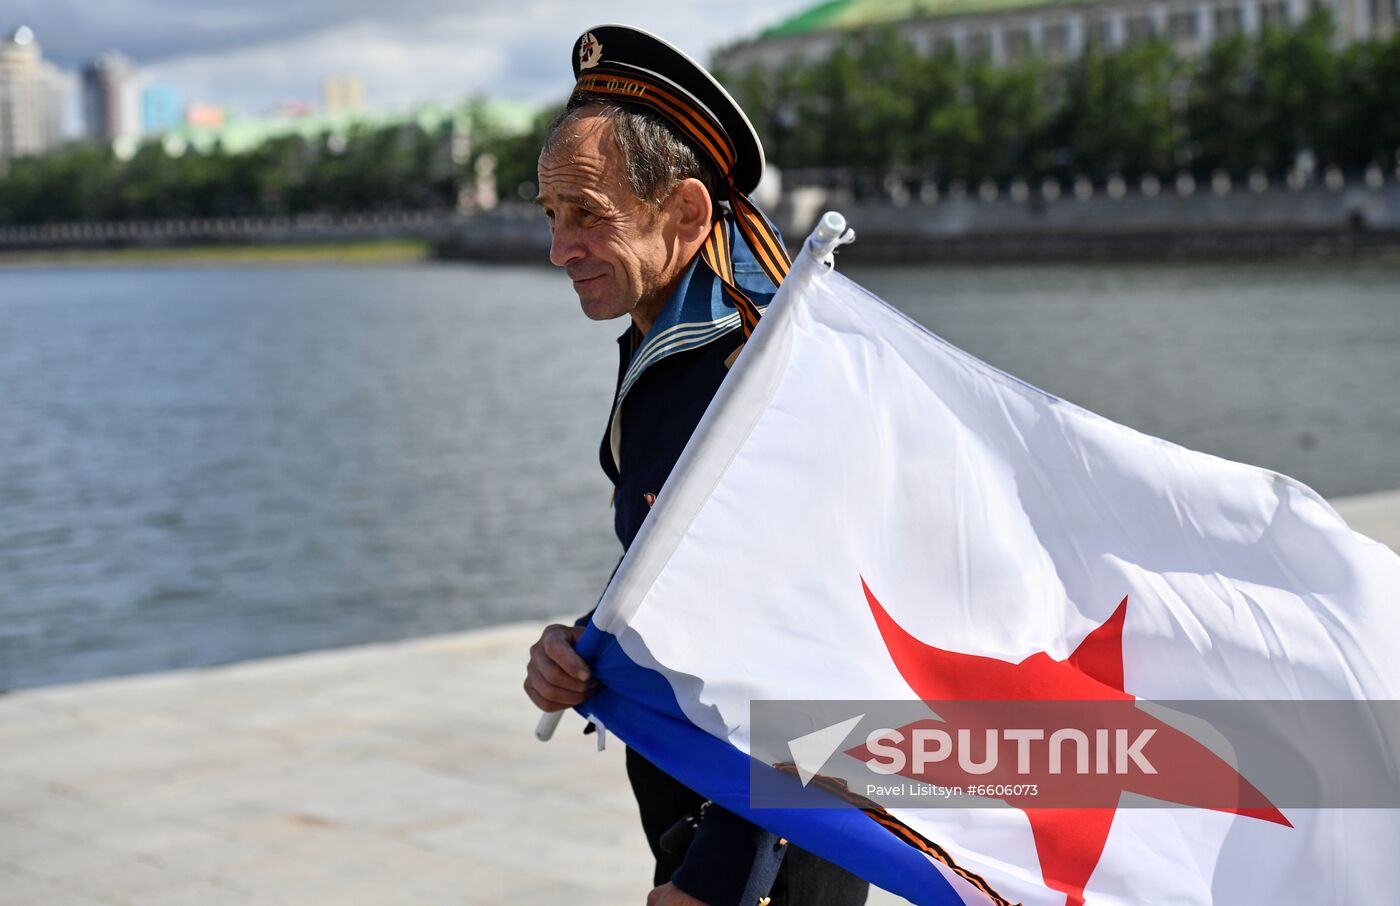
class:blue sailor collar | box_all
[606,210,782,471]
[614,211,778,405]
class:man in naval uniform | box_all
[523,24,869,906]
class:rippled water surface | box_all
[2,259,1397,689]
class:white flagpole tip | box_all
[815,211,847,242]
[805,210,855,266]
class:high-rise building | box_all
[0,26,68,160]
[82,51,141,142]
[141,84,181,134]
[321,75,365,114]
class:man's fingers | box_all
[524,659,593,705]
[528,678,590,707]
[646,882,703,905]
[543,630,591,682]
[523,623,597,714]
[523,676,589,711]
[530,645,591,692]
[526,627,590,691]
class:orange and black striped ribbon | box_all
[574,69,791,339]
[771,762,1018,906]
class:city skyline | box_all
[3,1,812,131]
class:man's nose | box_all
[548,224,584,268]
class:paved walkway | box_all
[1,622,664,905]
[2,493,1396,905]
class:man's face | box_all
[536,110,680,325]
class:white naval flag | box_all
[575,219,1400,905]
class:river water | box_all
[2,259,1397,690]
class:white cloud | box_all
[83,1,812,115]
[144,19,508,115]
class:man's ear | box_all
[669,177,713,243]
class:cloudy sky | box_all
[9,0,812,123]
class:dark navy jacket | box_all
[597,216,786,904]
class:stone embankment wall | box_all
[433,178,1400,263]
[771,176,1400,261]
[0,210,462,251]
[5,178,1398,262]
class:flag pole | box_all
[534,211,851,745]
[536,709,563,741]
[807,211,853,265]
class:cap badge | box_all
[578,32,603,70]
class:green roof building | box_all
[717,0,1393,70]
[142,97,539,158]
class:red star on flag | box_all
[848,579,1291,905]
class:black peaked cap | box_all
[569,24,766,195]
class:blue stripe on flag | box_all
[576,624,965,906]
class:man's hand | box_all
[524,623,595,712]
[646,882,707,906]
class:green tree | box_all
[1047,40,1182,178]
[480,104,563,203]
[1256,9,1340,171]
[1187,34,1267,174]
[963,57,1049,180]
